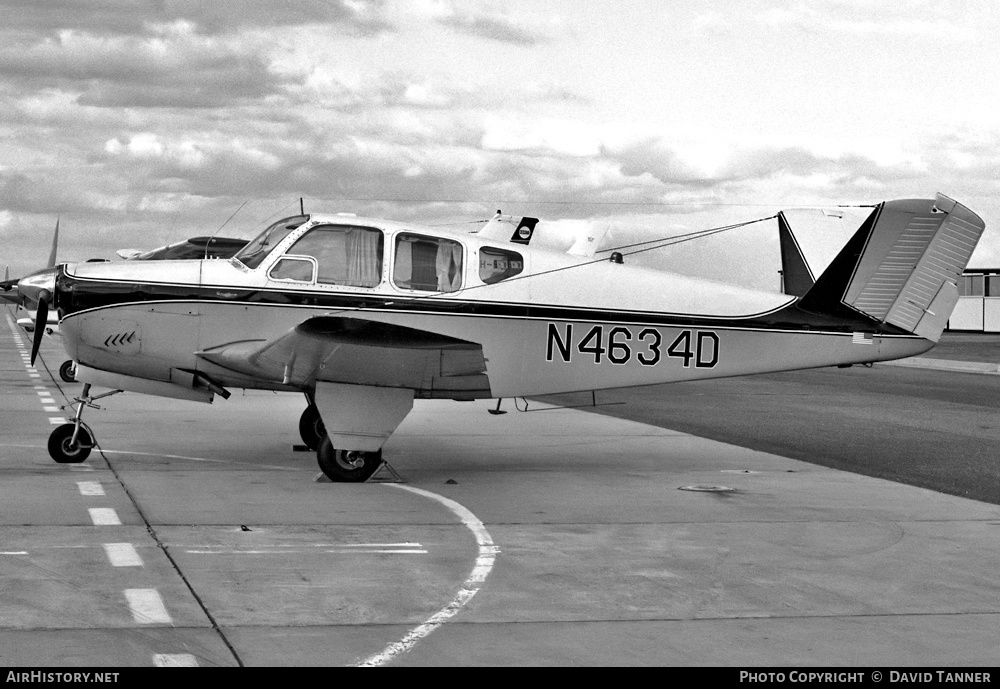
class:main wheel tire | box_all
[48,423,93,464]
[59,360,77,383]
[298,405,326,451]
[316,437,382,483]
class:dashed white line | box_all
[88,508,121,525]
[104,543,143,567]
[124,589,171,624]
[153,654,198,667]
[48,417,67,424]
[77,481,105,496]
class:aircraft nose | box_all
[16,267,57,308]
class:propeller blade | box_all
[30,294,49,366]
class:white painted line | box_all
[330,549,428,554]
[69,465,94,472]
[124,589,171,624]
[43,406,60,412]
[104,543,143,567]
[26,368,37,373]
[40,397,55,404]
[355,484,499,667]
[36,391,49,396]
[48,417,67,425]
[28,373,40,378]
[77,481,105,496]
[185,548,428,555]
[0,551,29,555]
[153,654,199,667]
[89,508,121,526]
[100,448,299,471]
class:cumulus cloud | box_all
[0,0,395,37]
[0,28,291,108]
[418,0,552,45]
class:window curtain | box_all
[435,242,463,292]
[346,229,381,287]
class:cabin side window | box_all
[393,233,464,292]
[269,257,316,283]
[283,225,384,288]
[479,246,523,284]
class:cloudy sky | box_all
[2,0,998,289]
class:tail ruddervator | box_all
[795,193,984,342]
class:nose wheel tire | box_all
[298,405,326,451]
[316,437,383,482]
[48,423,93,464]
[59,360,77,383]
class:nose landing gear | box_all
[47,383,122,464]
[59,360,77,383]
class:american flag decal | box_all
[852,332,874,345]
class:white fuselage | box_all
[56,214,933,401]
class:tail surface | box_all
[777,211,816,297]
[797,193,986,342]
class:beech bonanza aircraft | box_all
[13,193,986,481]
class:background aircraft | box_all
[16,193,986,482]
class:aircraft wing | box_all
[197,315,490,397]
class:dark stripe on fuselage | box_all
[54,269,910,335]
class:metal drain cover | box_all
[679,485,736,493]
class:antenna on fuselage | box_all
[204,200,249,260]
[300,197,305,215]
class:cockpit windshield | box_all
[233,215,309,269]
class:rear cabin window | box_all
[479,247,523,284]
[393,233,464,292]
[281,225,383,288]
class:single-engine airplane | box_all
[16,193,986,481]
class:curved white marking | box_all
[354,484,498,667]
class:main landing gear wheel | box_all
[316,437,383,483]
[59,360,77,383]
[48,423,93,463]
[298,405,326,451]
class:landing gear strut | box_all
[47,383,121,464]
